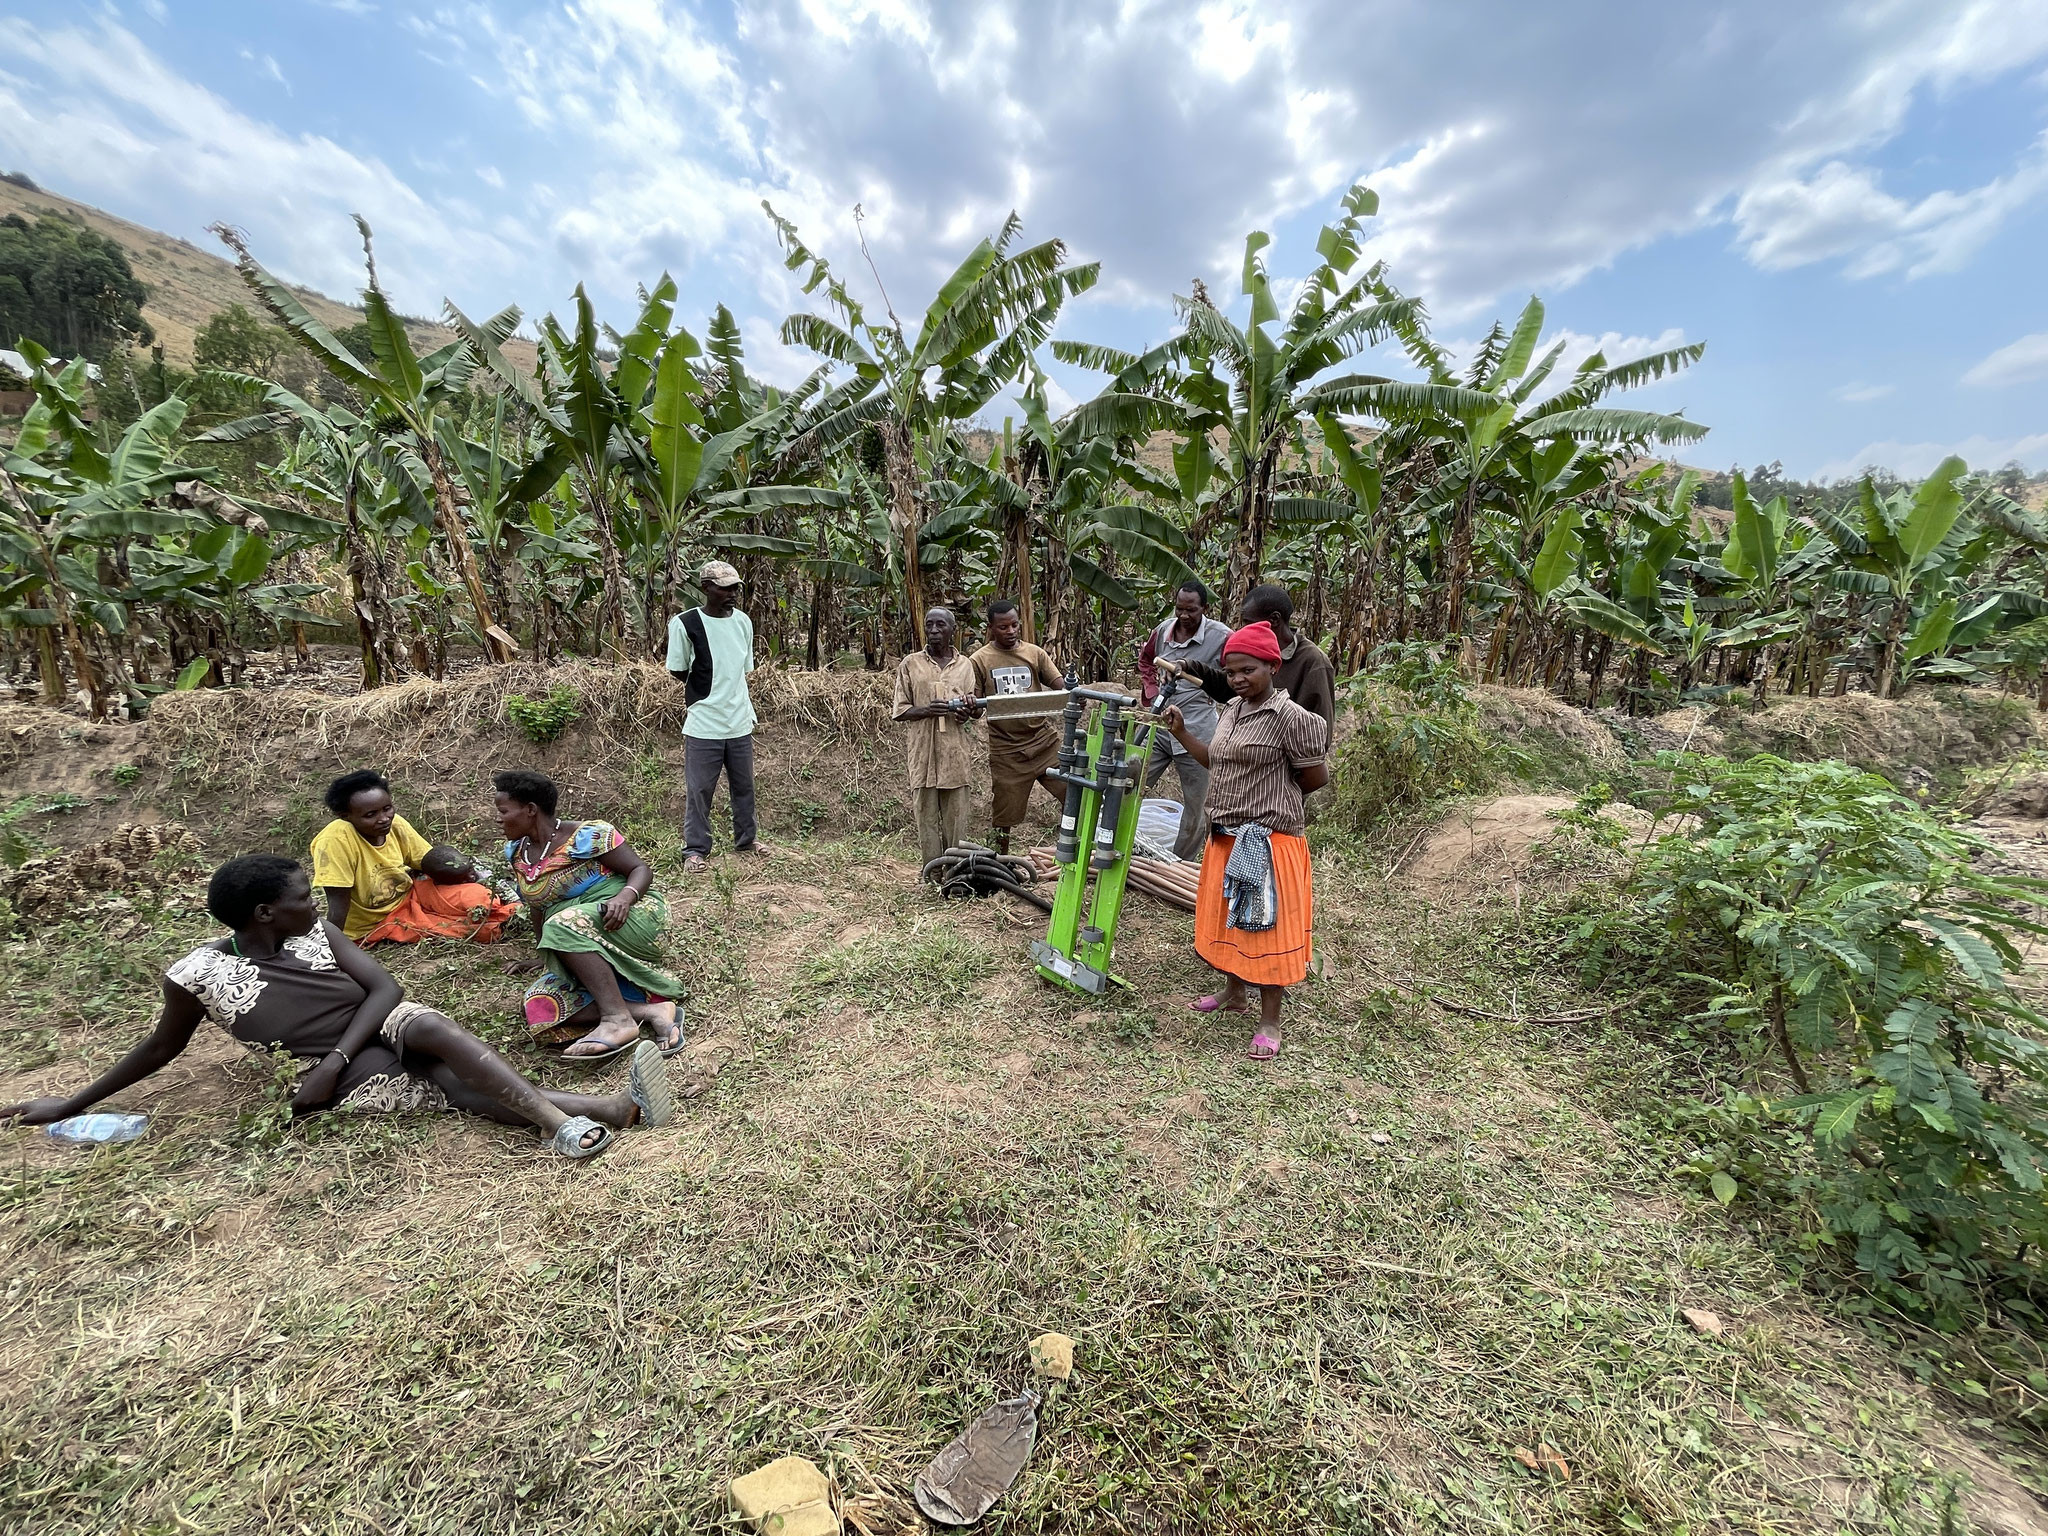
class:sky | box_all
[1,0,2045,481]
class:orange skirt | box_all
[359,882,513,945]
[1194,830,1313,987]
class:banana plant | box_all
[769,203,1099,640]
[1806,457,1981,698]
[1057,183,1427,612]
[1314,291,1708,638]
[0,348,219,715]
[201,377,412,686]
[215,219,520,662]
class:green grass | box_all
[2,827,2043,1534]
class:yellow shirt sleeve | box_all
[309,820,362,892]
[393,815,432,868]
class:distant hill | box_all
[0,177,533,371]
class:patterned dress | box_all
[165,922,449,1114]
[505,820,682,1042]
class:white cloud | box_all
[141,0,168,21]
[1963,332,2048,389]
[1733,132,2048,278]
[1815,433,2048,481]
[9,0,2048,394]
[1833,381,1895,402]
[0,16,520,314]
[241,50,291,93]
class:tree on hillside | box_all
[0,214,151,360]
[194,304,290,378]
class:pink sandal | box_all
[1191,995,1250,1013]
[1246,1032,1281,1061]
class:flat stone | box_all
[729,1454,838,1536]
[1029,1331,1075,1381]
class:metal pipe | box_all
[1090,698,1130,870]
[1052,692,1087,865]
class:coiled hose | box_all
[920,843,1053,913]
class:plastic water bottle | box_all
[46,1113,149,1144]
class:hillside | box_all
[0,177,529,369]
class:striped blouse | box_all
[1201,687,1330,836]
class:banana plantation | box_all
[5,183,2047,720]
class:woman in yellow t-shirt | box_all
[309,770,433,941]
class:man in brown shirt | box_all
[893,607,984,867]
[1173,584,1337,732]
[968,599,1066,854]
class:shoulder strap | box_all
[680,608,714,705]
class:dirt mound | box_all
[1473,686,1628,786]
[1401,792,1651,889]
[1405,794,1569,882]
[1642,691,2037,780]
[2,661,929,861]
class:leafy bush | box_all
[505,686,582,745]
[1332,642,1522,832]
[1576,752,2048,1314]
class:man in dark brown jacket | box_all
[1171,584,1337,731]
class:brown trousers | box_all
[914,787,969,868]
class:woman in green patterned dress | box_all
[493,770,686,1061]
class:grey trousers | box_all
[1144,734,1211,862]
[684,733,757,856]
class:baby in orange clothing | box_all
[359,847,514,945]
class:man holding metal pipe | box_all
[969,599,1067,855]
[892,608,985,867]
[1138,580,1231,861]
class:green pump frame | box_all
[1030,688,1159,994]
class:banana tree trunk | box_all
[1876,594,1909,700]
[26,592,63,704]
[423,440,518,663]
[883,421,925,650]
[30,541,108,718]
[1224,441,1280,615]
[1440,481,1477,640]
[1482,596,1517,683]
[580,471,635,661]
[339,477,395,689]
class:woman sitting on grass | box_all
[310,769,432,941]
[493,770,685,1062]
[1160,620,1330,1061]
[0,855,670,1158]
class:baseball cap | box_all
[699,559,743,589]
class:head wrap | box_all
[1222,620,1283,664]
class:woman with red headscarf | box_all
[1160,620,1330,1059]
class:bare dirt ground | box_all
[2,673,2045,1534]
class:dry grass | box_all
[6,672,2048,1532]
[4,779,2046,1532]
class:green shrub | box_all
[505,686,582,745]
[1574,752,2048,1315]
[1331,642,1522,833]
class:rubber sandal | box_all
[1246,1031,1281,1061]
[627,1039,675,1128]
[1191,995,1250,1013]
[684,854,709,874]
[560,1033,634,1065]
[641,1002,688,1057]
[550,1115,614,1159]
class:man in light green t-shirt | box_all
[666,560,764,874]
